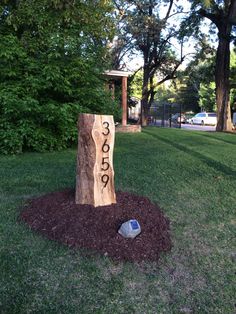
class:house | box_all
[104,70,141,133]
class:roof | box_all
[104,70,133,78]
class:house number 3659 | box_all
[101,121,110,188]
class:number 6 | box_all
[102,139,110,153]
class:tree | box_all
[179,49,216,112]
[229,48,236,113]
[129,70,143,99]
[163,47,236,114]
[152,44,215,113]
[171,76,201,112]
[199,81,216,111]
[0,0,117,154]
[113,0,188,125]
[188,0,236,131]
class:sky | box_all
[123,0,214,71]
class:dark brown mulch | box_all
[20,189,172,262]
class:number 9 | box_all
[101,174,109,188]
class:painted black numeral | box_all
[102,139,110,153]
[101,157,110,171]
[102,121,110,136]
[101,174,109,188]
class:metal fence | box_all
[147,103,182,128]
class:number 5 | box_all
[101,157,110,171]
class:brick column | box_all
[122,76,127,126]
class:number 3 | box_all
[102,122,110,136]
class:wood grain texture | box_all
[75,113,116,207]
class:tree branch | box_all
[198,8,220,27]
[132,0,146,15]
[129,66,143,81]
[167,11,189,20]
[164,0,174,21]
[148,55,185,99]
[228,0,236,25]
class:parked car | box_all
[171,113,186,124]
[185,114,194,123]
[190,112,217,125]
[233,112,236,126]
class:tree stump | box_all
[75,113,116,207]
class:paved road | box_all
[148,120,216,131]
[181,124,216,132]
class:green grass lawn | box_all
[0,128,235,314]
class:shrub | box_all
[0,1,118,154]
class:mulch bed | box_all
[20,189,172,262]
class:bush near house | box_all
[0,1,118,155]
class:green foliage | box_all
[112,0,185,122]
[199,81,216,111]
[154,85,174,104]
[0,92,88,154]
[171,51,215,112]
[189,49,236,112]
[186,0,236,130]
[166,75,200,112]
[0,0,118,154]
[174,81,200,112]
[151,76,200,113]
[129,71,143,99]
[230,50,236,110]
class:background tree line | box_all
[145,49,236,114]
[0,0,235,154]
[112,0,236,130]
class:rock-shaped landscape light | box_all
[118,219,141,239]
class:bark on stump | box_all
[75,113,116,207]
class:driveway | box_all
[181,124,216,132]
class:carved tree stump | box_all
[75,113,116,207]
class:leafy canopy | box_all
[0,0,118,154]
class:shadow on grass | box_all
[145,129,236,177]
[195,132,236,145]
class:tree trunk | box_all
[215,24,233,131]
[75,113,116,207]
[141,63,150,126]
[141,50,153,126]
